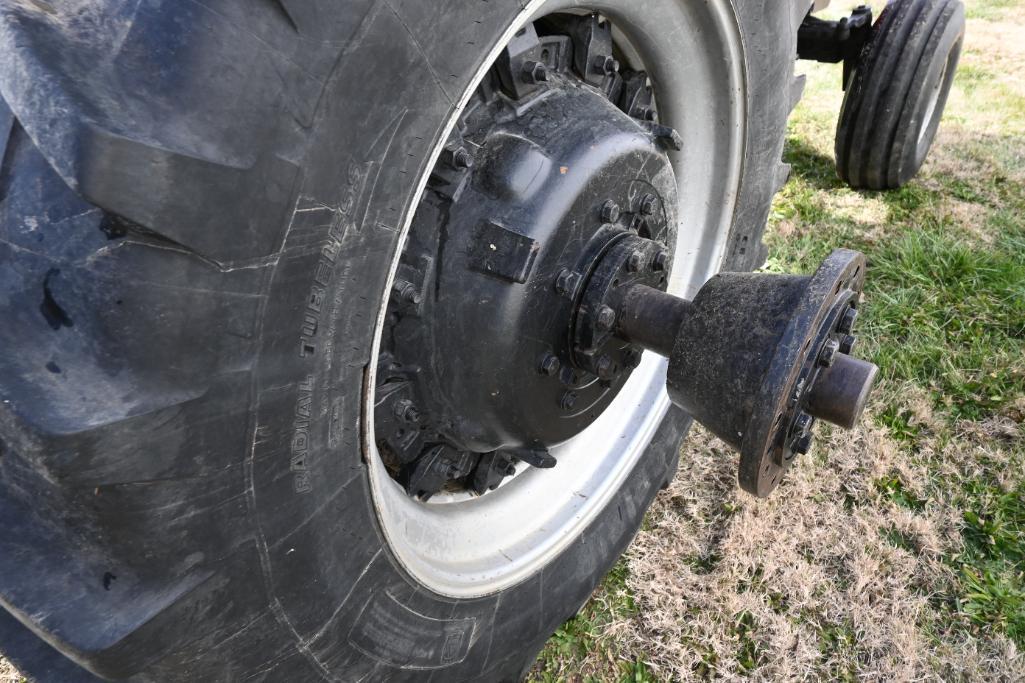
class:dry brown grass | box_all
[0,657,21,683]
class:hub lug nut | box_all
[839,334,857,354]
[838,307,858,334]
[652,249,669,272]
[792,432,813,455]
[623,346,643,369]
[596,305,616,332]
[539,353,561,376]
[818,339,840,367]
[559,391,578,411]
[626,250,646,272]
[600,199,621,223]
[393,399,420,424]
[639,194,658,216]
[522,61,548,84]
[792,412,813,436]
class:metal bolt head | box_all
[792,432,813,455]
[839,334,857,354]
[393,399,420,424]
[554,269,580,297]
[504,464,517,476]
[818,339,840,367]
[652,250,669,272]
[593,54,620,74]
[451,147,474,169]
[623,346,643,369]
[522,61,548,84]
[639,194,658,216]
[600,199,621,223]
[626,250,646,273]
[539,353,561,376]
[596,305,616,332]
[595,355,617,380]
[559,391,578,411]
[838,307,858,334]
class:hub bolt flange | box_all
[596,305,616,332]
[595,355,617,380]
[627,250,646,272]
[652,249,669,272]
[555,269,580,298]
[839,334,857,354]
[593,54,620,74]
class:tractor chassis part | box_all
[797,5,874,88]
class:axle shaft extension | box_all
[604,249,877,496]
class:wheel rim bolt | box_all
[593,55,620,74]
[504,464,517,476]
[596,305,616,332]
[839,334,857,354]
[818,339,840,367]
[393,280,421,305]
[522,61,548,84]
[652,249,669,272]
[623,346,642,369]
[595,355,616,380]
[639,194,658,215]
[560,391,578,411]
[394,399,420,424]
[451,146,474,169]
[838,307,858,334]
[600,199,621,223]
[539,353,561,376]
[627,250,646,272]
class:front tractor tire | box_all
[0,1,807,680]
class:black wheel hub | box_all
[375,16,678,499]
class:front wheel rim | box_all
[364,0,748,598]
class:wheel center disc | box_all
[374,22,679,499]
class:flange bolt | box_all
[639,193,658,216]
[652,249,669,272]
[623,346,643,369]
[596,305,616,332]
[792,412,813,436]
[593,55,620,74]
[522,61,548,84]
[626,250,646,273]
[818,339,840,367]
[393,399,420,424]
[839,334,857,354]
[595,355,617,380]
[560,391,578,411]
[600,199,621,223]
[555,269,580,297]
[838,307,858,334]
[539,353,561,376]
[393,280,422,305]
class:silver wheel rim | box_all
[365,0,747,598]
